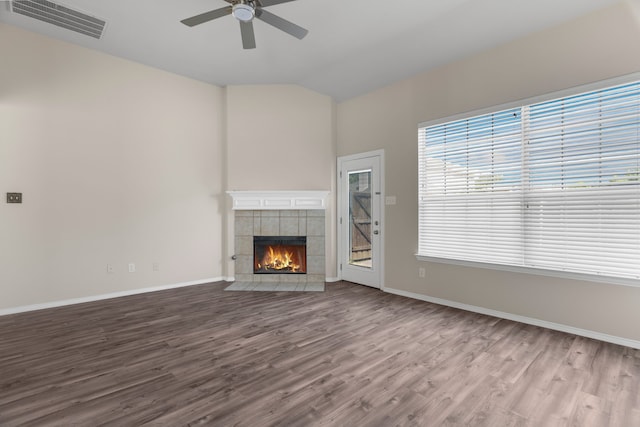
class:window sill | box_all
[415,255,640,288]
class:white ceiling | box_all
[0,0,623,101]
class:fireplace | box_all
[254,236,307,274]
[230,203,327,284]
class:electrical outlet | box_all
[107,264,114,274]
[153,262,159,272]
[128,263,136,273]
[6,193,22,203]
[419,267,426,278]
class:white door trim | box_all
[337,149,385,289]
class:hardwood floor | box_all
[1,281,639,426]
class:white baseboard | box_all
[0,277,224,316]
[384,287,640,350]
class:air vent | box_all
[11,0,106,39]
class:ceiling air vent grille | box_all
[11,0,106,39]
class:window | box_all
[418,79,640,284]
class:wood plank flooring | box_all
[1,281,639,426]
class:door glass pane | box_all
[349,170,372,268]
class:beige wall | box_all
[226,85,335,191]
[0,24,226,309]
[337,3,640,341]
[224,85,337,279]
[3,2,639,344]
[0,25,338,310]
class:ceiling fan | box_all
[181,0,308,49]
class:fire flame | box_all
[258,245,302,272]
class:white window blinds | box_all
[418,80,640,282]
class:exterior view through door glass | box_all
[338,150,383,288]
[349,170,372,269]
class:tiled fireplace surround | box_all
[233,209,326,284]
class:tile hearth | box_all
[224,282,325,292]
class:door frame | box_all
[337,149,385,289]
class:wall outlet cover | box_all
[6,193,22,203]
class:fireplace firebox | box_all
[254,236,307,274]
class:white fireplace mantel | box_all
[227,191,330,210]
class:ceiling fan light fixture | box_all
[181,0,308,48]
[232,4,255,22]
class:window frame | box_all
[416,72,640,288]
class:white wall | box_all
[0,24,226,309]
[337,3,640,341]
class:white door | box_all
[338,150,384,288]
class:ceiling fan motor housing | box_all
[232,2,255,22]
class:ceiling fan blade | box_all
[181,6,232,27]
[258,0,298,7]
[240,21,257,49]
[256,9,308,40]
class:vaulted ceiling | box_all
[0,0,623,101]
